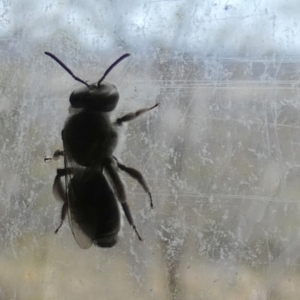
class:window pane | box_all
[1,1,300,299]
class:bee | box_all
[45,52,159,248]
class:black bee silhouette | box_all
[45,52,158,248]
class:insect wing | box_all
[63,143,93,249]
[67,184,93,249]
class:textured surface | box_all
[1,1,300,299]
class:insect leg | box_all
[52,167,76,233]
[52,168,68,233]
[54,202,68,234]
[44,149,64,162]
[104,158,143,241]
[113,157,153,208]
[53,168,67,201]
[114,103,159,125]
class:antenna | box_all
[97,53,130,87]
[45,52,89,88]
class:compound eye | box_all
[91,83,119,111]
[69,87,89,109]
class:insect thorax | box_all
[63,110,118,167]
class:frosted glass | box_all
[1,1,300,299]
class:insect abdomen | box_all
[70,170,121,248]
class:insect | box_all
[45,51,159,248]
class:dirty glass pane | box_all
[1,1,300,299]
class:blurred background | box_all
[1,0,300,299]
